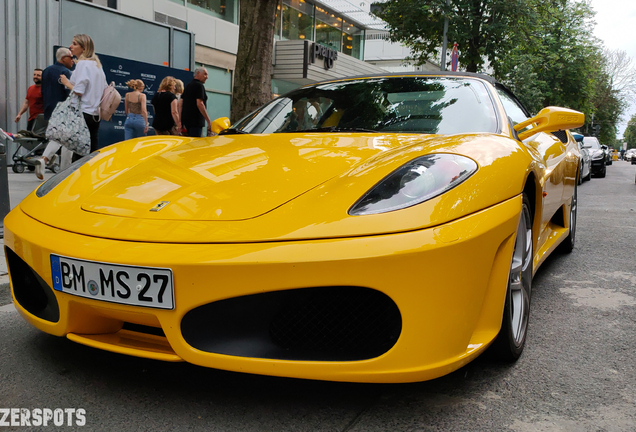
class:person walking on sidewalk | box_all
[34,47,75,179]
[181,67,211,137]
[14,69,44,131]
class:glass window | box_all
[187,0,237,24]
[272,79,301,97]
[208,92,232,120]
[232,77,498,135]
[167,0,185,4]
[496,88,529,125]
[315,6,342,51]
[281,0,314,41]
[200,65,232,93]
[582,136,601,149]
[341,21,364,59]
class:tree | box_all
[603,48,636,104]
[624,114,636,149]
[492,0,626,146]
[493,0,600,114]
[372,0,532,72]
[230,0,279,123]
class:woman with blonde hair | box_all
[123,79,148,139]
[174,79,184,97]
[59,33,107,152]
[151,76,181,135]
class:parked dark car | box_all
[583,136,607,177]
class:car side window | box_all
[496,88,529,126]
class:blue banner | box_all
[98,52,193,147]
[55,46,193,147]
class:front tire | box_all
[491,194,533,361]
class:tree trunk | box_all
[230,0,279,123]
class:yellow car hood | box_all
[22,133,530,243]
[78,134,378,221]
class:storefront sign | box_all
[310,42,338,70]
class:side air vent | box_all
[551,130,568,143]
[154,12,187,30]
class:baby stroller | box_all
[11,114,60,174]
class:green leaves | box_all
[373,0,630,143]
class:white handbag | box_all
[45,95,91,156]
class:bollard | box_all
[0,140,11,238]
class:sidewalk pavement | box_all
[1,169,56,304]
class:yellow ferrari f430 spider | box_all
[5,73,584,383]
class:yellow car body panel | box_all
[22,133,537,243]
[6,195,519,383]
[4,73,582,383]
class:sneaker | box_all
[34,158,44,180]
[47,154,58,169]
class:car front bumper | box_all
[5,196,521,383]
[591,159,605,173]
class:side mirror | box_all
[514,107,585,141]
[210,117,231,134]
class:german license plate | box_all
[51,255,174,310]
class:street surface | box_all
[1,162,635,431]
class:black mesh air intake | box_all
[181,286,401,361]
[5,247,59,322]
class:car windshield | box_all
[583,137,601,150]
[231,77,498,135]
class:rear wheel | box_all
[491,194,533,361]
[12,164,25,173]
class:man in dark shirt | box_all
[34,48,75,180]
[181,67,211,137]
[14,68,44,130]
[41,47,74,120]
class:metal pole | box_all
[440,0,450,71]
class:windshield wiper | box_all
[294,126,378,133]
[218,128,248,135]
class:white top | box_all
[70,60,107,116]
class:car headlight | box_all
[349,154,478,216]
[591,151,604,160]
[36,151,100,198]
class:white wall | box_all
[364,38,413,61]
